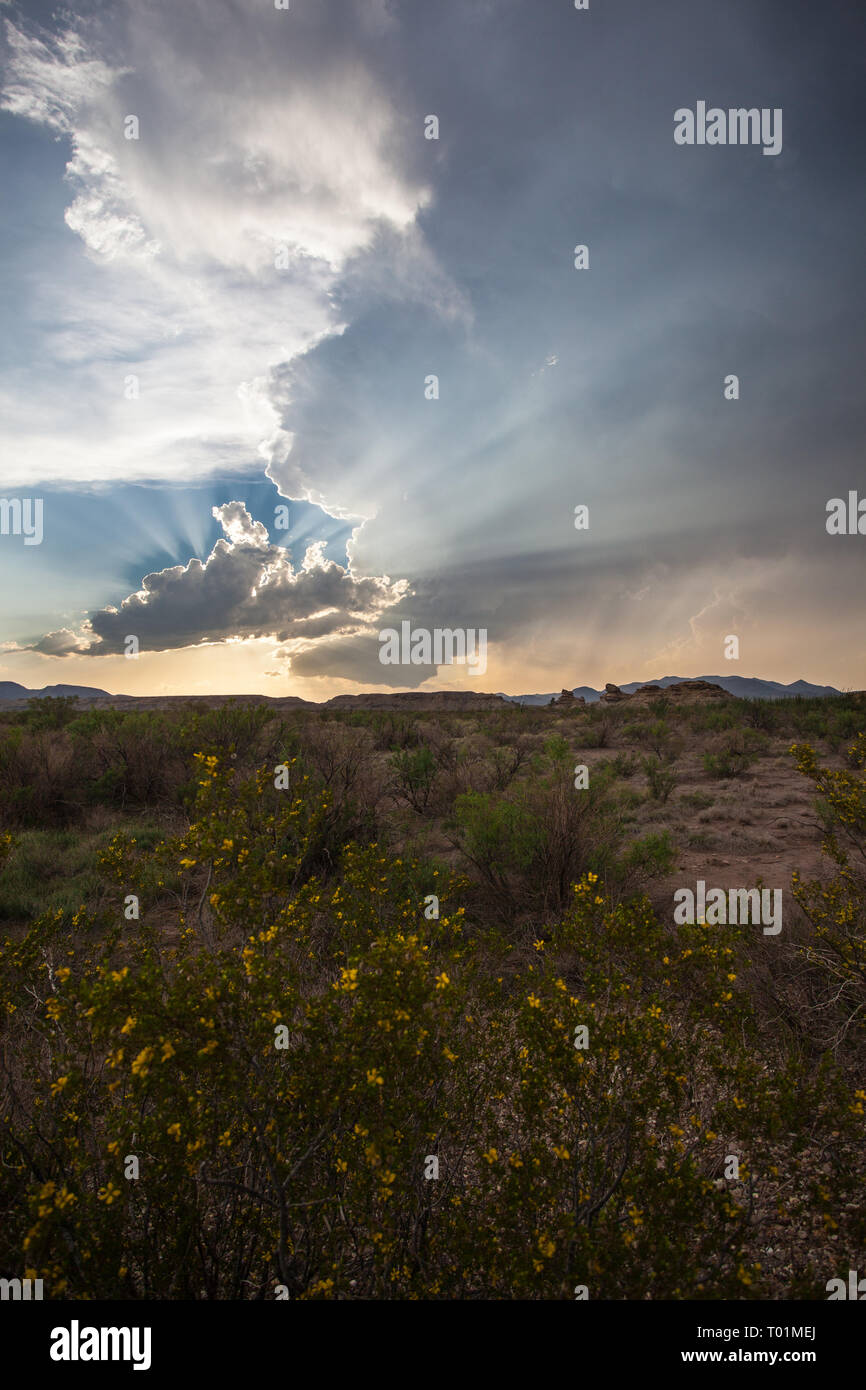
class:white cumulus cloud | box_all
[31,502,409,657]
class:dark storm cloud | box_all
[264,0,866,676]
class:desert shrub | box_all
[743,701,779,733]
[2,769,860,1301]
[642,755,678,803]
[22,696,80,731]
[679,791,715,811]
[0,727,82,828]
[178,702,274,762]
[622,721,650,745]
[789,734,866,1056]
[297,721,377,799]
[370,712,423,751]
[417,720,463,777]
[488,737,533,790]
[65,710,189,810]
[690,706,741,734]
[541,732,571,765]
[702,729,766,780]
[703,751,741,779]
[788,701,831,740]
[390,746,439,814]
[615,829,676,886]
[486,704,531,741]
[451,756,655,917]
[577,722,613,750]
[450,789,538,898]
[687,831,713,849]
[610,751,639,778]
[644,722,670,756]
[0,829,103,922]
[828,707,863,752]
[612,786,643,822]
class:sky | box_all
[0,0,864,699]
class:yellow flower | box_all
[366,1068,384,1086]
[167,1123,181,1140]
[97,1182,121,1205]
[120,1016,137,1034]
[482,1148,498,1164]
[131,1046,155,1077]
[527,994,541,1009]
[434,972,450,990]
[50,1075,69,1095]
[160,1040,176,1061]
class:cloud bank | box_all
[33,503,408,658]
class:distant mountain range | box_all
[0,682,113,700]
[499,676,843,706]
[0,675,845,707]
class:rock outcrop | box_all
[634,679,731,702]
[599,682,630,703]
[599,679,732,705]
[551,688,585,707]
